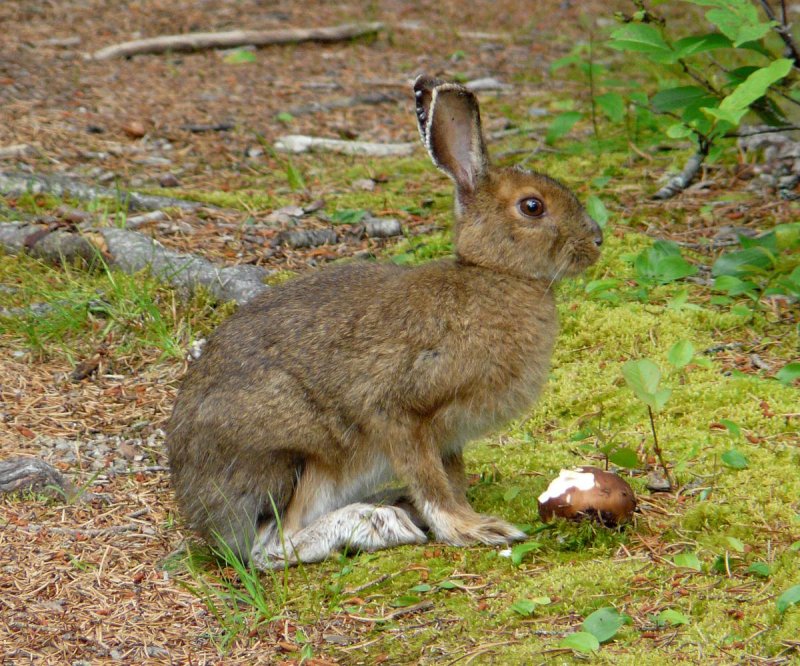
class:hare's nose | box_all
[587,216,603,247]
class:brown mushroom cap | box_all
[538,466,637,526]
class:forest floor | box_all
[1,0,799,664]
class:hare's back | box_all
[200,261,410,368]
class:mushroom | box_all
[537,466,637,526]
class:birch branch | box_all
[91,22,383,60]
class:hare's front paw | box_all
[433,510,526,547]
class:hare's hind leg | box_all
[249,462,426,569]
[250,502,426,569]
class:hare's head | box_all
[414,75,602,282]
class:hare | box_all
[166,75,603,569]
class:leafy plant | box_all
[776,583,800,613]
[559,631,600,654]
[608,0,798,185]
[657,608,690,626]
[622,358,674,486]
[582,607,625,643]
[510,596,551,616]
[673,551,703,571]
[711,223,800,317]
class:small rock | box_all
[245,146,264,159]
[353,178,376,191]
[646,471,672,492]
[264,205,305,225]
[122,120,146,139]
[303,199,326,213]
[158,173,180,188]
[85,125,105,134]
[145,646,168,658]
[528,107,549,117]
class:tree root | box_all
[0,222,268,304]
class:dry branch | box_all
[651,147,707,200]
[0,171,203,212]
[0,222,268,304]
[91,22,383,60]
[274,135,415,157]
[0,457,73,498]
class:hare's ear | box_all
[414,75,489,195]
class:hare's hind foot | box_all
[250,503,427,570]
[424,505,527,547]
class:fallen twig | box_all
[18,523,151,537]
[0,144,32,160]
[0,457,74,498]
[125,210,168,229]
[179,122,235,133]
[651,145,708,200]
[274,135,415,157]
[347,600,434,623]
[0,222,268,304]
[91,22,383,60]
[0,171,203,212]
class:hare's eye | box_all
[518,197,545,218]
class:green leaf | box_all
[286,160,306,191]
[595,92,625,123]
[608,24,674,62]
[652,86,713,112]
[712,247,775,278]
[654,255,699,283]
[510,597,551,616]
[718,59,793,112]
[410,583,433,593]
[673,552,703,571]
[585,278,621,295]
[586,195,609,228]
[747,562,770,577]
[657,609,690,626]
[623,358,670,411]
[546,111,582,144]
[686,0,775,45]
[726,536,745,553]
[437,580,458,590]
[608,447,640,469]
[713,275,757,296]
[721,448,749,469]
[720,419,741,438]
[666,123,695,139]
[391,594,420,607]
[503,486,521,502]
[559,631,600,654]
[777,584,800,613]
[776,362,800,386]
[634,241,698,284]
[330,209,367,225]
[223,48,257,64]
[275,112,294,124]
[583,607,624,643]
[510,541,542,566]
[673,32,732,57]
[668,340,695,369]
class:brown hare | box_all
[166,75,603,569]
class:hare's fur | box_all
[166,76,602,567]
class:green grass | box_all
[0,252,232,363]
